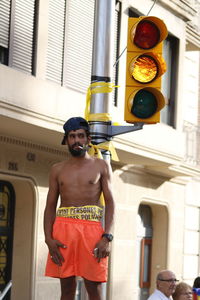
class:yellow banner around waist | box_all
[57,205,103,222]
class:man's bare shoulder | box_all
[91,156,111,172]
[50,161,67,174]
[89,155,105,164]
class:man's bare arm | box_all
[44,165,59,240]
[101,159,115,234]
[94,159,115,261]
[43,164,66,265]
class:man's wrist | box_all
[102,233,113,242]
[45,236,53,243]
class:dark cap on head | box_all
[61,117,89,145]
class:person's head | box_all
[193,276,200,288]
[156,270,178,297]
[61,117,90,157]
[172,282,193,300]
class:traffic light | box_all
[124,16,168,124]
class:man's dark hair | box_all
[193,276,200,288]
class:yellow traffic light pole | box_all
[88,15,168,151]
[87,4,168,299]
[88,3,147,156]
[88,4,115,300]
[87,2,144,299]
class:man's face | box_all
[66,129,90,157]
[157,271,177,297]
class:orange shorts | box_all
[45,217,108,282]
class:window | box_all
[0,0,37,75]
[137,205,153,298]
[46,0,94,91]
[140,238,152,288]
[62,0,95,92]
[161,35,179,127]
[46,0,66,84]
[0,46,8,65]
[46,0,121,100]
[0,0,11,65]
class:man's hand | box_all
[46,239,67,266]
[93,237,111,263]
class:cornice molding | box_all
[113,136,182,165]
[186,22,200,50]
[158,0,197,21]
[0,134,68,157]
[0,99,64,129]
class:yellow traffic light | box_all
[125,16,168,124]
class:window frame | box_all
[139,238,152,289]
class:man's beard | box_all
[68,143,87,157]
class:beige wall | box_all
[0,132,199,299]
[109,165,186,299]
[0,135,67,300]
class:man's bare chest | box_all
[58,164,101,188]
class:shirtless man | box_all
[44,117,115,300]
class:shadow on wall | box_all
[115,165,167,189]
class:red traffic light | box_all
[127,16,168,53]
[133,20,160,49]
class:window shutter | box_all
[46,0,66,84]
[9,0,35,73]
[0,0,11,48]
[62,0,95,93]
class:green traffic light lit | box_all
[131,89,158,118]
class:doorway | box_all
[137,203,169,299]
[0,181,15,300]
[0,176,36,300]
[137,204,153,300]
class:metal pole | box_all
[91,0,115,114]
[89,1,115,299]
[89,0,143,145]
[89,1,144,298]
[89,0,115,146]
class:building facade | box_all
[0,0,200,299]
